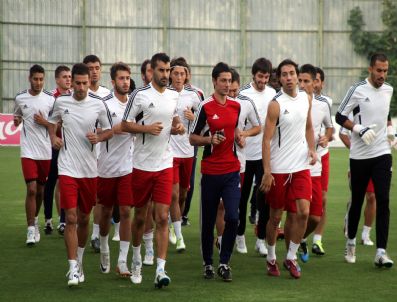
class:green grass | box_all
[0,147,396,301]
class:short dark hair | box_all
[230,68,240,84]
[370,53,388,67]
[72,63,90,79]
[29,64,45,78]
[140,59,151,75]
[110,62,131,80]
[55,65,70,78]
[150,53,170,70]
[315,67,325,82]
[252,58,272,75]
[276,59,299,78]
[299,64,317,80]
[212,62,232,80]
[83,54,102,65]
[129,78,136,93]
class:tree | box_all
[348,0,397,115]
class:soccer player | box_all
[48,63,113,286]
[169,57,201,252]
[140,59,153,86]
[190,62,242,282]
[311,66,334,255]
[83,55,111,252]
[237,58,276,255]
[260,59,316,279]
[339,124,376,246]
[268,68,281,92]
[296,64,333,263]
[14,64,55,246]
[336,53,394,267]
[97,62,134,277]
[122,52,185,288]
[43,65,72,236]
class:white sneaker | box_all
[78,262,85,283]
[34,223,40,243]
[66,265,79,287]
[236,235,248,254]
[26,228,35,246]
[255,239,268,256]
[100,252,110,273]
[374,251,394,268]
[116,261,131,277]
[344,242,356,264]
[130,260,142,284]
[361,236,374,246]
[154,269,170,289]
[169,225,177,245]
[143,249,154,266]
[176,236,186,252]
[112,232,120,242]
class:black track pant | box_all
[348,154,392,249]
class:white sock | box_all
[156,258,166,272]
[77,247,85,265]
[218,236,222,246]
[347,238,356,245]
[376,248,386,255]
[132,245,141,263]
[46,218,52,224]
[173,220,182,239]
[114,222,120,234]
[118,240,130,263]
[91,223,99,239]
[27,226,35,232]
[313,234,322,243]
[143,231,154,252]
[362,225,371,239]
[266,244,276,261]
[34,216,39,226]
[100,235,109,253]
[287,241,300,260]
[301,237,307,243]
[68,259,78,270]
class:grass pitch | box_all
[0,147,396,301]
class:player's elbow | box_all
[335,112,348,127]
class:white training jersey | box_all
[337,78,393,159]
[89,86,111,98]
[169,86,201,158]
[235,94,261,173]
[48,93,112,178]
[14,89,55,160]
[270,89,310,174]
[239,82,276,160]
[98,93,134,178]
[312,95,333,157]
[122,83,179,172]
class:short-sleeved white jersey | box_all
[170,86,201,158]
[14,89,55,160]
[48,93,112,178]
[98,93,134,178]
[337,79,393,159]
[89,86,111,98]
[235,94,261,173]
[122,83,179,172]
[312,95,333,157]
[270,89,310,173]
[239,83,276,160]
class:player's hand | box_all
[51,136,63,150]
[34,111,47,126]
[148,122,163,136]
[318,135,329,148]
[211,131,225,145]
[13,116,22,127]
[387,125,395,143]
[235,129,245,148]
[353,124,377,145]
[172,123,185,135]
[183,107,195,121]
[259,172,274,193]
[308,149,317,165]
[86,131,99,144]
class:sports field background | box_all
[0,147,396,301]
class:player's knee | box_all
[119,207,131,221]
[155,211,168,227]
[65,212,77,224]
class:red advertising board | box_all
[0,114,21,146]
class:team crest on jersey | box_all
[112,112,117,117]
[364,97,371,102]
[23,104,28,109]
[283,109,289,114]
[149,102,155,108]
[64,109,69,114]
[212,114,220,120]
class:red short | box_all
[97,173,133,207]
[267,170,312,211]
[321,152,330,192]
[58,175,97,214]
[367,179,374,193]
[173,157,194,189]
[131,168,173,208]
[240,172,245,188]
[310,176,323,216]
[21,158,51,184]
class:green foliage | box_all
[348,0,397,115]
